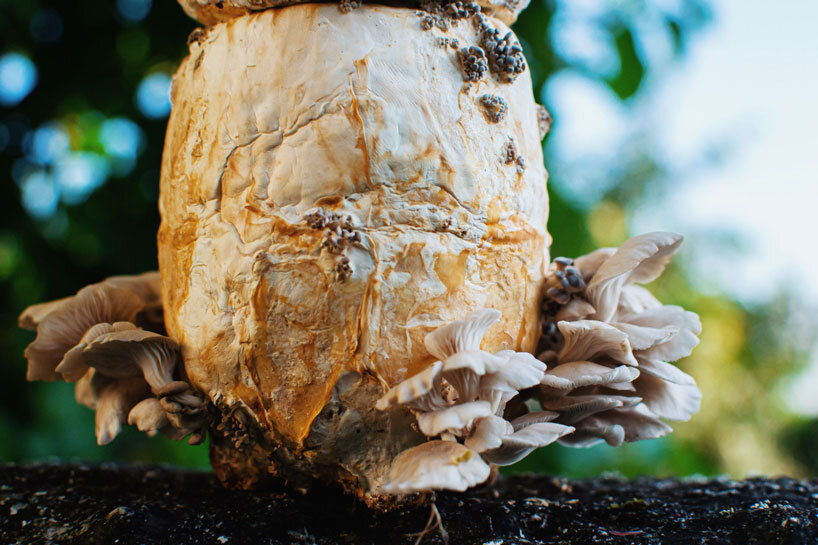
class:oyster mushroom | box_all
[381,440,491,495]
[535,233,702,448]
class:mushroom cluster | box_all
[19,273,207,446]
[536,232,702,448]
[376,309,573,494]
[376,232,701,495]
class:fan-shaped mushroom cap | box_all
[555,298,595,322]
[128,397,170,435]
[573,248,615,282]
[623,306,702,363]
[560,404,671,447]
[479,350,546,413]
[376,361,447,413]
[95,377,151,445]
[56,322,139,382]
[441,350,505,402]
[482,421,574,466]
[634,372,701,421]
[81,330,180,392]
[585,232,683,322]
[464,415,512,452]
[540,361,639,393]
[381,440,490,495]
[540,394,641,425]
[177,0,530,27]
[425,309,501,361]
[416,400,492,437]
[557,320,638,367]
[23,285,144,382]
[17,297,72,331]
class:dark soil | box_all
[2,462,817,544]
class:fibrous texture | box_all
[159,4,548,495]
[19,273,207,446]
[177,0,529,26]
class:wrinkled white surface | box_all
[159,5,549,453]
[178,0,530,26]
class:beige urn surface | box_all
[158,4,549,496]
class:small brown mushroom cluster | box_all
[479,93,508,122]
[18,272,208,446]
[480,26,526,83]
[376,309,573,494]
[457,46,489,81]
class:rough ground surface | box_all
[2,463,818,544]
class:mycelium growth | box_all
[18,0,702,506]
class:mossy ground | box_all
[2,463,817,544]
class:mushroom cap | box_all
[56,322,140,382]
[557,320,638,367]
[482,421,574,466]
[585,232,683,323]
[17,296,72,331]
[128,397,170,434]
[540,394,641,425]
[375,361,447,413]
[95,377,151,445]
[425,309,502,361]
[177,0,530,27]
[464,415,512,452]
[81,329,180,392]
[381,440,490,495]
[23,285,144,382]
[540,361,639,392]
[416,400,493,437]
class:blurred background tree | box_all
[0,0,814,477]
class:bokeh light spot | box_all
[117,0,153,23]
[21,171,59,220]
[0,53,38,107]
[53,152,110,205]
[135,72,171,119]
[27,123,70,166]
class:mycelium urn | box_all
[157,4,549,495]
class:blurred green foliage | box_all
[0,0,814,478]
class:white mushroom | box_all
[585,232,683,323]
[424,309,504,401]
[557,320,638,367]
[416,400,493,437]
[560,404,672,447]
[424,309,501,361]
[464,415,513,452]
[479,350,546,414]
[540,361,640,393]
[380,440,491,495]
[540,394,641,425]
[482,421,574,466]
[375,361,447,413]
